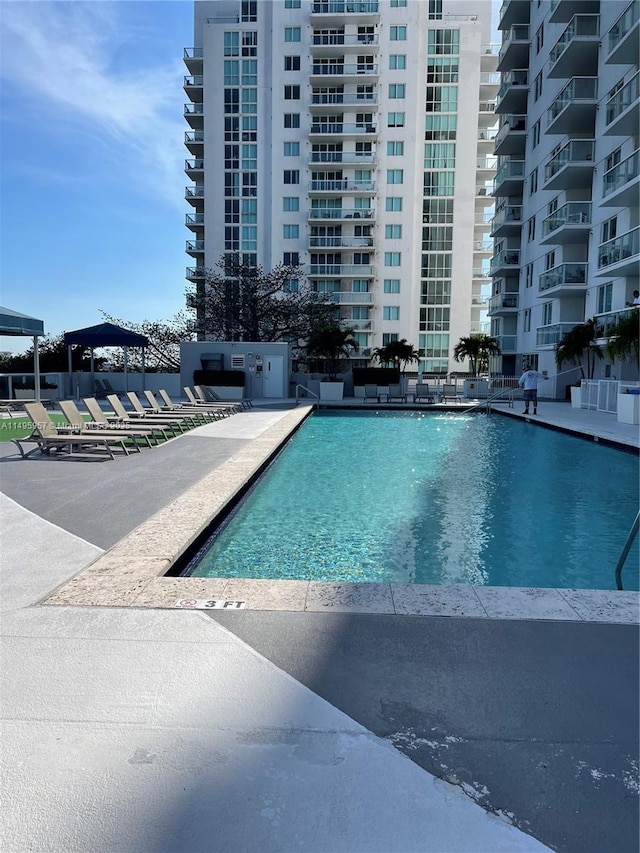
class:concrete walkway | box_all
[1,400,637,852]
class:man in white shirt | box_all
[518,365,547,416]
[625,290,640,306]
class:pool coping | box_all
[40,404,640,625]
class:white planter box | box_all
[208,386,244,401]
[463,379,489,399]
[570,386,582,408]
[319,381,344,401]
[617,393,640,425]
[14,389,57,401]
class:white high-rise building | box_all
[184,0,498,373]
[490,0,639,393]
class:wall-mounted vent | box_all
[230,355,246,369]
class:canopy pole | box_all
[34,336,41,403]
[124,347,128,393]
[142,349,146,391]
[67,345,73,397]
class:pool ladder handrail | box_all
[460,386,516,416]
[295,384,320,409]
[614,509,639,590]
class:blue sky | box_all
[1,0,194,352]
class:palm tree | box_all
[305,324,359,380]
[373,338,420,374]
[555,319,603,380]
[607,313,640,365]
[453,334,501,377]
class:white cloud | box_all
[0,1,187,209]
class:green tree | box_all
[0,334,102,373]
[99,311,195,372]
[305,324,359,380]
[607,313,640,365]
[372,338,420,374]
[555,318,603,380]
[186,255,335,345]
[453,334,501,376]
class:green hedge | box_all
[193,369,246,388]
[352,367,400,385]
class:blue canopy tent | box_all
[0,307,45,401]
[64,322,149,396]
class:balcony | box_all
[497,25,530,72]
[184,131,204,154]
[185,213,205,231]
[606,2,640,65]
[476,156,498,178]
[331,291,373,305]
[594,307,639,340]
[487,293,519,314]
[491,205,522,237]
[474,240,493,255]
[493,159,525,197]
[480,71,501,101]
[546,77,597,135]
[310,2,380,23]
[473,268,492,280]
[308,264,375,277]
[186,266,206,281]
[494,334,517,353]
[183,47,203,74]
[494,114,526,156]
[310,63,378,80]
[309,236,374,248]
[548,15,600,78]
[604,71,639,137]
[490,250,520,276]
[498,0,530,30]
[536,322,580,348]
[310,151,376,165]
[186,240,205,256]
[184,75,203,102]
[185,159,204,178]
[601,148,640,208]
[309,179,375,194]
[541,202,591,245]
[549,0,599,23]
[478,101,497,127]
[475,185,495,206]
[346,319,373,332]
[184,102,204,128]
[309,122,377,137]
[543,139,594,190]
[478,127,498,144]
[311,33,379,52]
[309,208,376,221]
[538,262,587,295]
[597,227,640,278]
[185,186,205,208]
[310,93,378,111]
[495,70,528,114]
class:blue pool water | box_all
[189,411,639,590]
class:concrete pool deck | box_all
[1,399,638,852]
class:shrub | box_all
[352,367,400,386]
[13,380,58,390]
[193,369,246,388]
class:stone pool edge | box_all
[40,404,639,625]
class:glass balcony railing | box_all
[490,250,520,271]
[185,213,205,226]
[487,293,519,312]
[183,48,203,59]
[312,33,379,46]
[498,25,530,65]
[185,131,204,144]
[598,227,639,269]
[311,93,378,106]
[544,139,594,182]
[491,205,523,231]
[539,263,587,292]
[542,202,591,237]
[186,240,205,252]
[310,152,376,164]
[185,186,205,198]
[184,103,204,115]
[549,14,600,69]
[310,123,377,134]
[605,71,639,126]
[493,159,525,188]
[309,180,375,191]
[536,323,578,347]
[594,307,639,339]
[185,159,204,170]
[496,69,529,104]
[494,334,517,353]
[547,76,597,124]
[311,64,378,75]
[184,75,203,87]
[186,267,205,279]
[608,2,639,55]
[312,2,379,12]
[603,148,639,197]
[309,236,374,248]
[309,208,375,219]
[309,264,375,276]
[494,114,526,148]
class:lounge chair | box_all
[13,402,128,460]
[106,395,178,441]
[413,383,434,403]
[83,397,162,445]
[196,384,252,410]
[125,392,199,431]
[184,387,237,415]
[440,383,461,403]
[154,390,223,420]
[60,399,154,449]
[387,383,407,403]
[143,390,214,422]
[363,384,379,403]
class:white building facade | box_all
[185,0,498,374]
[490,0,639,393]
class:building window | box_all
[242,31,257,57]
[422,225,452,251]
[284,56,301,71]
[283,196,299,211]
[423,171,454,196]
[241,144,256,169]
[283,252,299,265]
[428,0,443,18]
[427,29,460,55]
[242,88,257,113]
[284,113,300,128]
[352,279,370,292]
[284,0,301,7]
[386,197,403,211]
[284,85,300,100]
[224,32,240,56]
[389,54,406,70]
[284,27,301,42]
[542,301,552,325]
[241,198,257,222]
[283,170,299,184]
[597,282,613,314]
[391,0,407,6]
[283,224,299,239]
[383,333,399,346]
[423,198,453,223]
[534,72,542,101]
[283,278,299,293]
[224,60,239,85]
[384,279,401,293]
[386,169,404,184]
[425,114,457,140]
[535,24,544,53]
[523,308,531,333]
[283,141,300,156]
[525,263,533,288]
[241,1,257,22]
[545,251,556,270]
[385,224,402,239]
[383,306,400,320]
[527,216,536,242]
[242,59,257,85]
[529,168,538,195]
[424,142,455,168]
[532,120,541,149]
[388,83,406,99]
[385,252,401,266]
[390,26,407,41]
[387,112,405,127]
[427,57,459,84]
[426,86,457,112]
[388,140,405,154]
[602,216,617,242]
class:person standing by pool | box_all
[519,365,546,415]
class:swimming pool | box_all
[187,411,639,591]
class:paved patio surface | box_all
[1,399,638,852]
